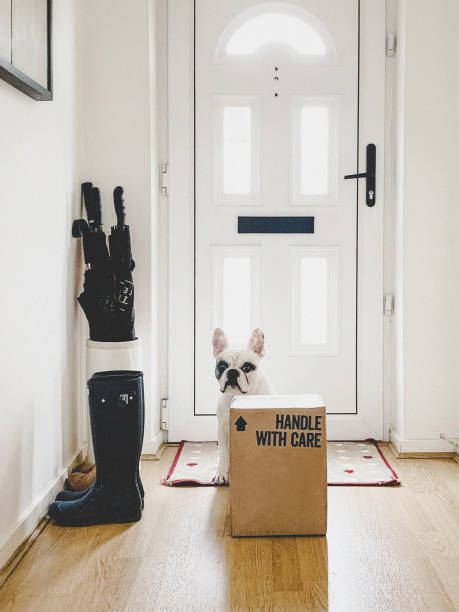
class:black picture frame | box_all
[0,0,52,101]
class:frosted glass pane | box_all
[223,257,251,344]
[223,106,251,195]
[300,257,328,344]
[226,13,327,57]
[300,106,329,195]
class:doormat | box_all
[162,440,400,486]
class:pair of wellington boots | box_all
[48,370,144,526]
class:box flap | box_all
[231,394,324,410]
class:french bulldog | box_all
[212,327,275,485]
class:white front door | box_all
[168,0,385,442]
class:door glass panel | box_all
[223,106,251,194]
[215,96,260,204]
[222,257,251,343]
[300,105,329,195]
[291,247,338,355]
[212,247,260,347]
[293,97,338,204]
[300,256,328,343]
[223,12,328,58]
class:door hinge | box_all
[384,294,394,316]
[160,163,169,196]
[387,32,396,57]
[160,397,169,431]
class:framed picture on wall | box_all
[0,0,52,101]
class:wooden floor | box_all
[0,446,458,611]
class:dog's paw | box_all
[212,471,229,486]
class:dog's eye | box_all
[217,361,228,373]
[242,362,255,373]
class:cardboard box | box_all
[230,394,327,537]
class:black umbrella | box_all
[109,186,135,341]
[72,183,135,342]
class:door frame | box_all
[167,0,385,442]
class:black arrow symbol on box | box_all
[235,416,247,431]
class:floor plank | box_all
[0,446,457,611]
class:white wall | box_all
[75,0,161,454]
[0,0,161,569]
[0,1,81,567]
[392,0,459,452]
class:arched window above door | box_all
[215,3,335,62]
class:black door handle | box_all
[344,143,376,207]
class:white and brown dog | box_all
[212,327,275,485]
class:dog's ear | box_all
[248,328,265,357]
[212,328,229,357]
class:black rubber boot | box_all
[55,370,145,506]
[48,371,144,526]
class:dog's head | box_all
[212,328,265,395]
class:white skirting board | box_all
[142,430,165,457]
[390,428,456,454]
[0,449,83,571]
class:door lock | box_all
[344,143,376,207]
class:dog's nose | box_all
[227,369,240,385]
